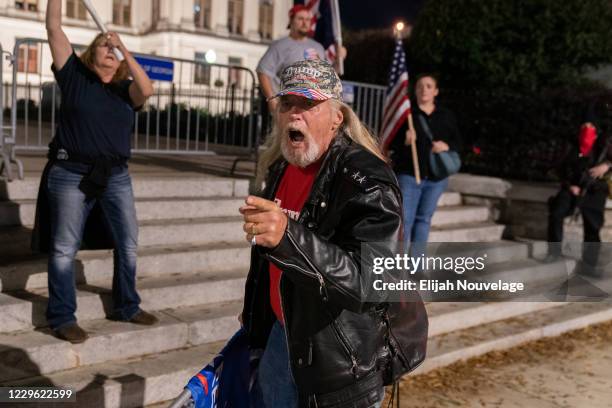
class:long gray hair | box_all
[255,100,386,188]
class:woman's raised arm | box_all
[46,0,72,71]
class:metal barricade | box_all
[342,80,387,135]
[10,38,259,157]
[1,43,23,180]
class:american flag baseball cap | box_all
[271,59,342,101]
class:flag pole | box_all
[408,114,420,184]
[394,24,420,184]
[330,0,344,75]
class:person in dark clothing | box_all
[39,0,157,343]
[389,74,462,242]
[546,100,612,275]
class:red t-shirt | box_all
[269,162,321,323]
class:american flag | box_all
[380,38,411,150]
[295,0,340,63]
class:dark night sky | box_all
[339,0,426,30]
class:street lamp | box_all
[393,20,413,40]
[205,49,217,64]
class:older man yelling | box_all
[240,59,407,408]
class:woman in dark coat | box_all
[389,74,462,243]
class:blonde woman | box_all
[34,0,155,343]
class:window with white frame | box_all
[15,0,38,12]
[228,56,243,88]
[228,0,244,35]
[194,0,212,29]
[17,44,39,73]
[112,0,132,26]
[259,0,274,40]
[66,0,87,20]
[194,52,211,85]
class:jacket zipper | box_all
[383,311,410,366]
[285,231,330,301]
[330,318,359,377]
[268,234,331,302]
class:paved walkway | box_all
[397,320,612,407]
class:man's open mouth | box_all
[288,130,305,143]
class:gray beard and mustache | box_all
[280,129,322,168]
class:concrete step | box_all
[437,192,462,207]
[3,341,225,408]
[0,183,460,228]
[423,240,530,265]
[138,216,245,247]
[0,197,246,227]
[0,176,250,201]
[4,301,594,408]
[0,300,243,383]
[0,200,28,227]
[416,302,612,374]
[477,257,577,292]
[0,242,251,292]
[425,301,563,337]
[0,239,532,295]
[565,222,612,242]
[0,215,248,263]
[428,222,505,242]
[0,241,543,333]
[480,258,576,288]
[431,205,490,227]
[0,269,247,334]
[0,225,33,259]
[0,192,470,230]
[422,257,577,302]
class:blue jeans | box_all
[46,164,140,329]
[257,321,299,407]
[257,321,384,408]
[398,174,449,243]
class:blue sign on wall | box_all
[135,56,174,82]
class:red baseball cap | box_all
[289,5,310,19]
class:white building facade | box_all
[0,0,292,83]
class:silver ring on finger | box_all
[251,235,257,246]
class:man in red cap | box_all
[256,6,327,122]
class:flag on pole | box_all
[295,0,341,63]
[380,38,411,150]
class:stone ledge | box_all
[449,173,612,208]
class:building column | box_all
[133,0,153,32]
[164,0,183,28]
[210,0,228,36]
[244,0,260,42]
[154,0,172,29]
[179,0,196,29]
[97,0,113,27]
[273,0,290,40]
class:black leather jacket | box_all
[242,134,404,407]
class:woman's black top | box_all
[51,52,136,174]
[389,105,462,181]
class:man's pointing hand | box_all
[240,196,288,248]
